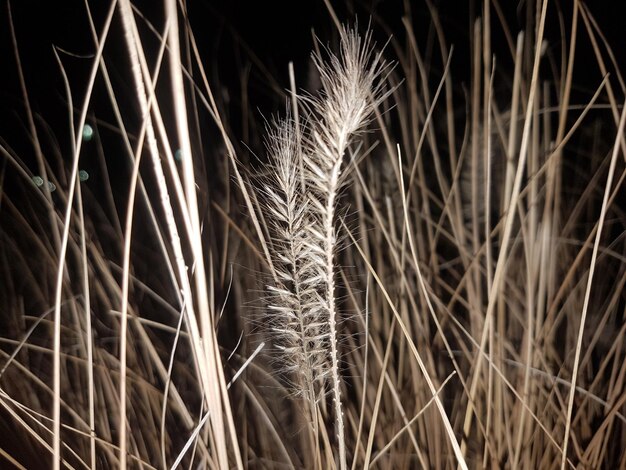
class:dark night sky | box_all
[1,0,624,170]
[2,1,623,104]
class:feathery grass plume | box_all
[263,25,388,468]
[264,116,328,407]
[306,25,388,469]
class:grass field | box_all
[1,0,625,468]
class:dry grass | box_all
[1,1,625,469]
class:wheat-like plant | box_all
[263,26,388,469]
[264,116,325,402]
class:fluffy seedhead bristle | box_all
[263,117,330,404]
[264,26,388,469]
[310,26,388,168]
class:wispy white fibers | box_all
[265,26,388,470]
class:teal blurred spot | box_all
[82,124,94,142]
[47,181,56,192]
[175,149,183,161]
[32,176,44,187]
[79,170,89,182]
